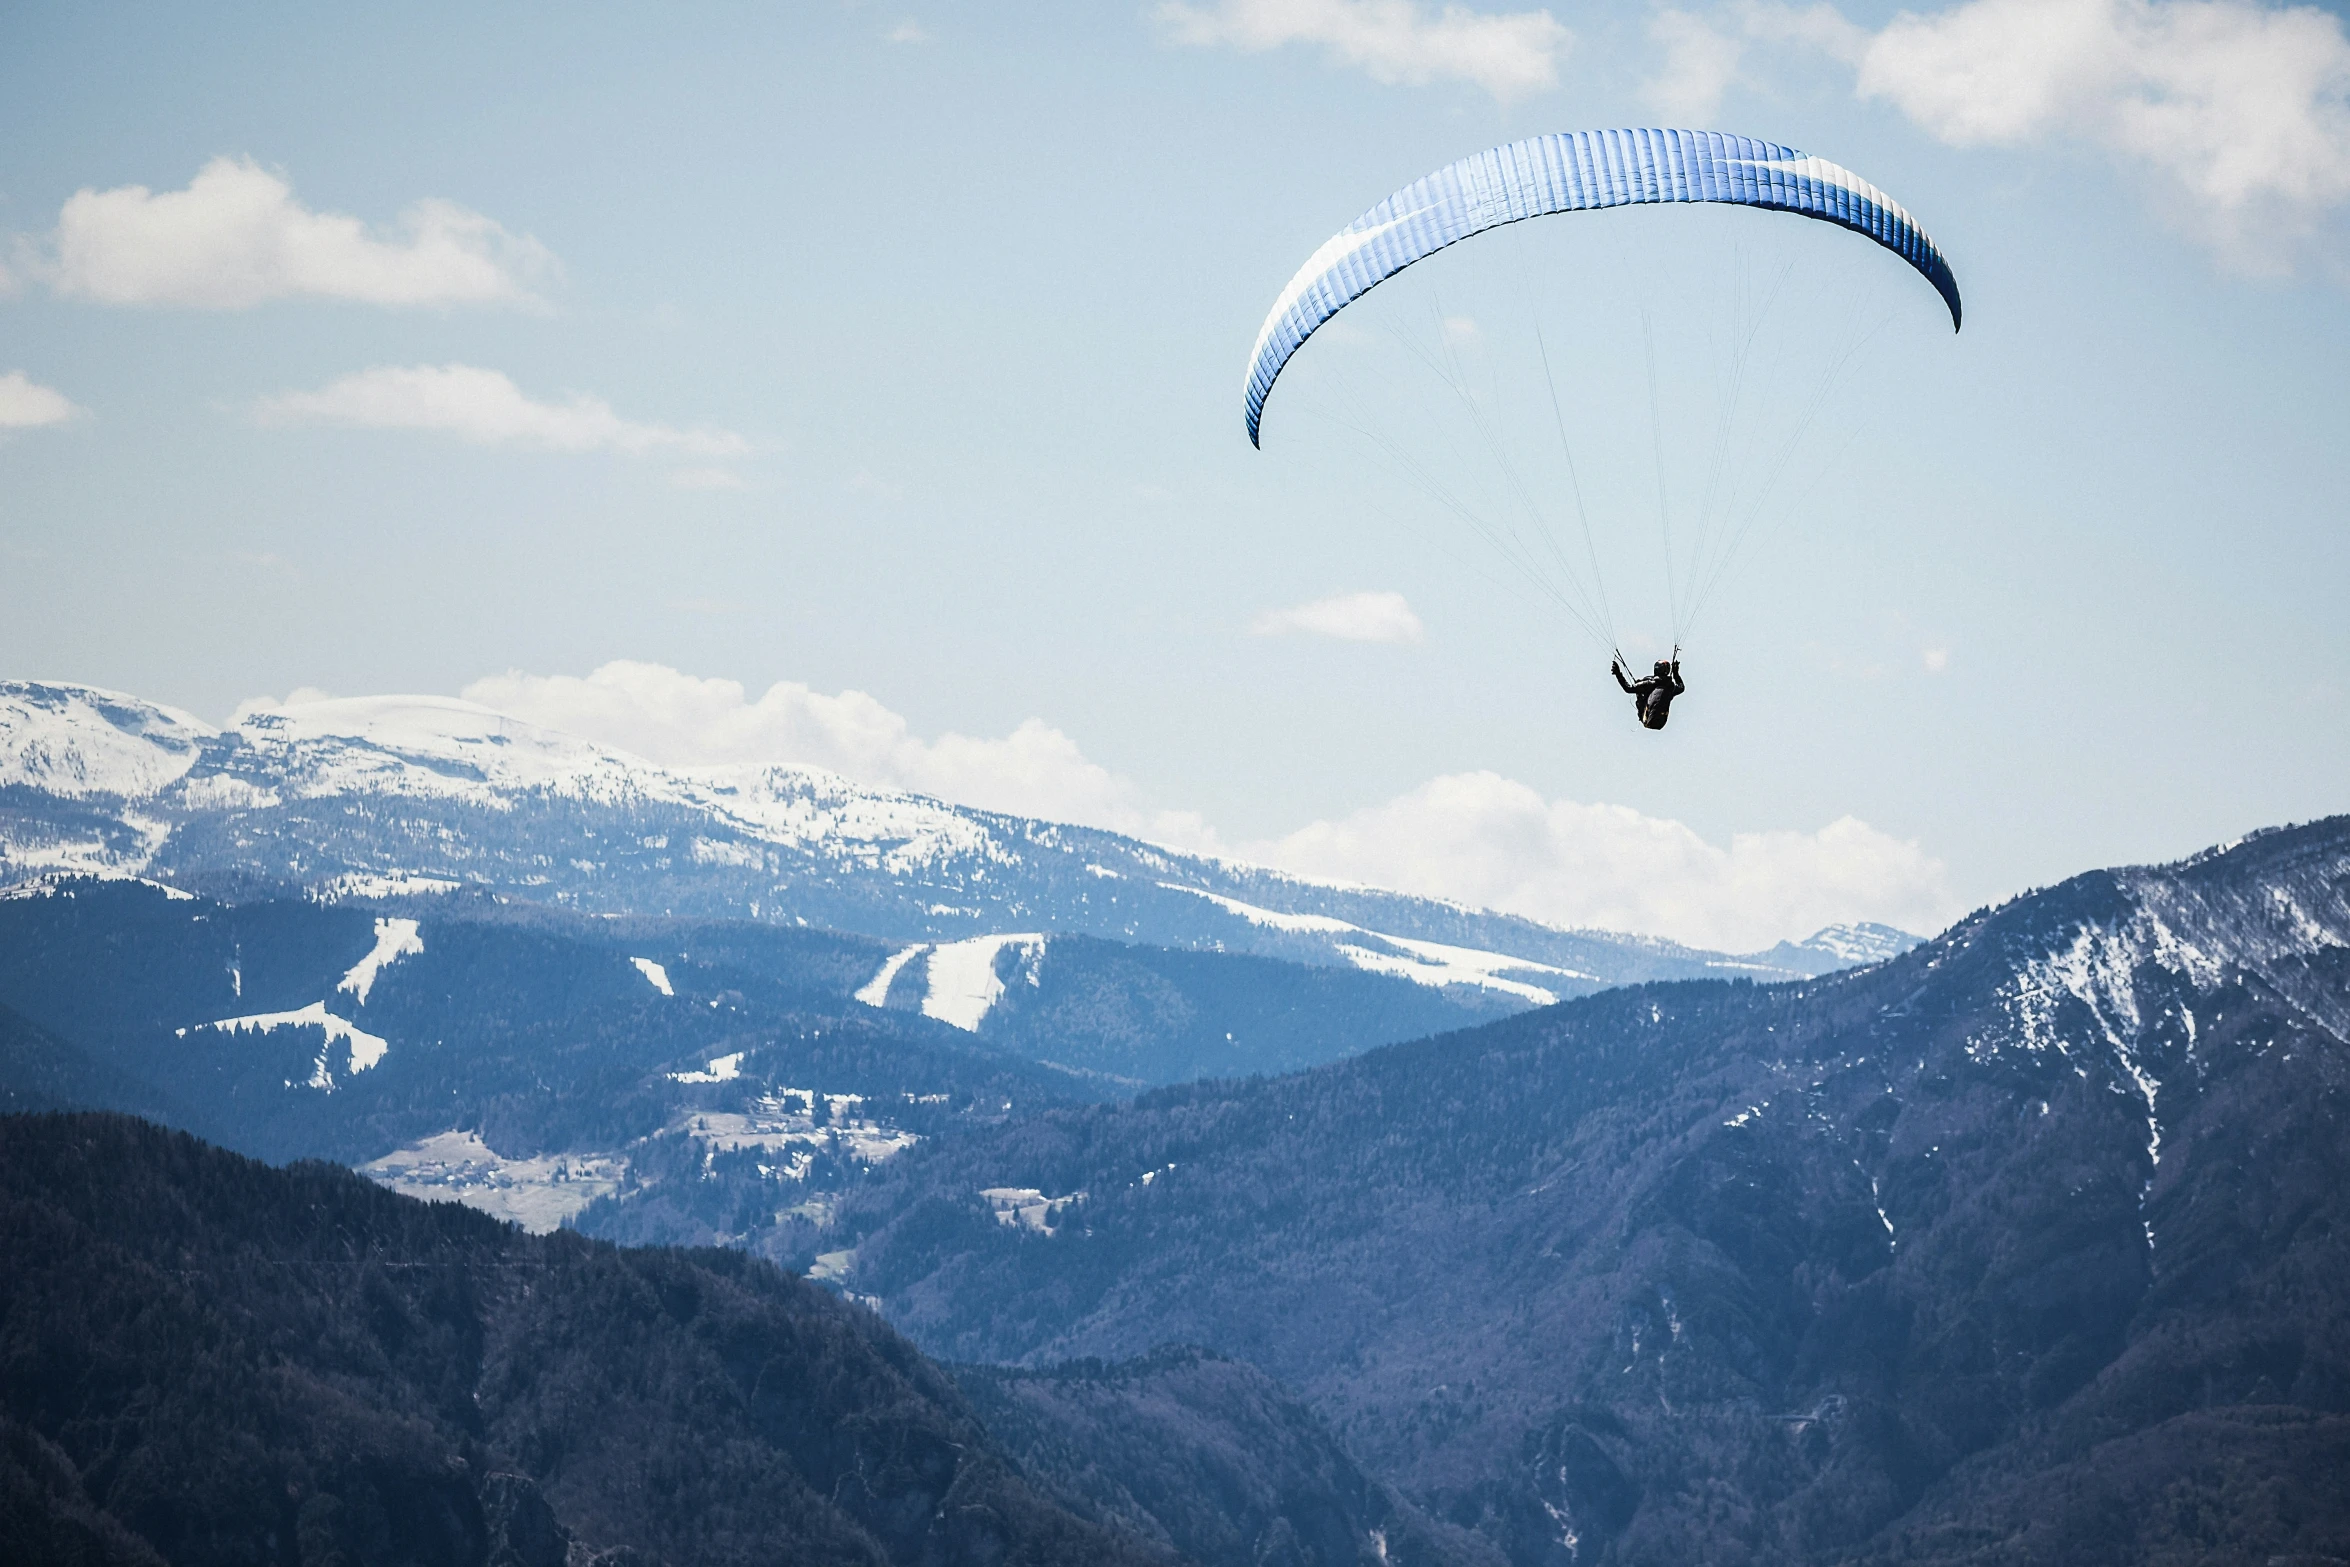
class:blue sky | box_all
[2,0,2346,948]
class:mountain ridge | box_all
[0,678,1913,1000]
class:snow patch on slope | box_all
[176,773,281,811]
[855,943,926,1007]
[1165,884,1358,934]
[337,917,423,1005]
[1165,881,1581,1003]
[183,1001,390,1089]
[921,934,1044,1031]
[630,956,674,996]
[670,1050,740,1083]
[1337,936,1574,1006]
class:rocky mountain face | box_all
[0,680,1906,1004]
[823,818,2350,1566]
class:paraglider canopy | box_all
[1245,128,1960,448]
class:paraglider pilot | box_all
[1613,655,1685,731]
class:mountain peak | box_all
[1735,919,1924,978]
[0,680,216,800]
[1797,921,1921,965]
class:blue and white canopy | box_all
[1244,128,1962,447]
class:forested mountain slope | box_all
[0,879,1085,1256]
[0,1113,1487,1567]
[826,818,2350,1566]
[0,1112,1161,1567]
[957,1346,1503,1567]
[0,1000,173,1119]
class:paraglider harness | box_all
[1613,650,1684,731]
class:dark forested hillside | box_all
[824,818,2350,1566]
[958,1346,1503,1567]
[0,1001,171,1119]
[0,1111,1168,1567]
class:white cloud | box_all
[460,661,1217,848]
[1644,8,1748,118]
[33,156,553,309]
[229,685,333,722]
[1734,0,2350,268]
[256,364,749,458]
[1922,646,1950,672]
[0,371,84,428]
[887,20,933,43]
[1156,0,1572,100]
[1242,771,1958,951]
[454,660,1954,949]
[1252,589,1426,643]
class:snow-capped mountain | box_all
[0,680,1904,996]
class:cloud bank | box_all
[1252,590,1425,643]
[1857,0,2350,264]
[256,364,748,460]
[454,660,1955,949]
[1156,0,1572,100]
[1248,772,1954,952]
[28,156,553,309]
[0,372,83,428]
